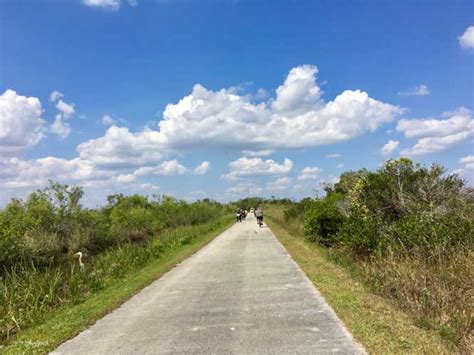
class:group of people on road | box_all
[236,208,247,223]
[236,207,264,227]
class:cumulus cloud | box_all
[459,155,474,170]
[297,166,322,181]
[50,90,63,102]
[79,65,403,160]
[116,159,205,182]
[397,107,474,156]
[223,157,293,180]
[130,160,187,179]
[271,65,322,115]
[398,84,430,96]
[458,26,474,49]
[0,89,45,156]
[380,139,400,155]
[77,126,165,168]
[0,157,112,189]
[194,161,210,175]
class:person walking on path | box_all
[236,209,242,223]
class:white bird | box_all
[74,251,84,271]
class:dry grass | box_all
[362,249,473,351]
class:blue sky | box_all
[1,0,473,206]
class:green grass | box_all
[0,216,233,354]
[265,211,452,354]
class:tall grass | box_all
[0,218,232,341]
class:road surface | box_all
[52,215,365,354]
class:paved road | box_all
[52,215,365,354]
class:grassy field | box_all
[265,208,452,354]
[0,216,233,354]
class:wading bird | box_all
[74,251,84,271]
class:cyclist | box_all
[255,208,264,227]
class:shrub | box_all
[304,193,345,246]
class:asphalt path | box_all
[52,215,365,354]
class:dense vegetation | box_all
[1,159,472,351]
[271,159,473,351]
[0,182,232,341]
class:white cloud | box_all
[80,65,402,160]
[116,159,198,183]
[459,155,474,170]
[326,153,341,159]
[77,126,164,168]
[56,100,75,118]
[133,160,187,177]
[0,89,45,156]
[297,166,322,181]
[458,26,474,49]
[453,155,474,183]
[380,139,400,155]
[50,114,71,139]
[82,0,121,10]
[102,114,117,126]
[337,163,344,169]
[397,107,474,156]
[194,161,210,175]
[0,157,112,189]
[397,108,473,138]
[271,65,322,115]
[82,0,137,10]
[398,85,430,96]
[242,149,273,157]
[223,157,293,180]
[116,174,136,183]
[50,97,75,139]
[266,177,293,191]
[139,183,160,191]
[50,90,63,102]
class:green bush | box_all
[304,193,345,246]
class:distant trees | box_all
[0,182,226,270]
